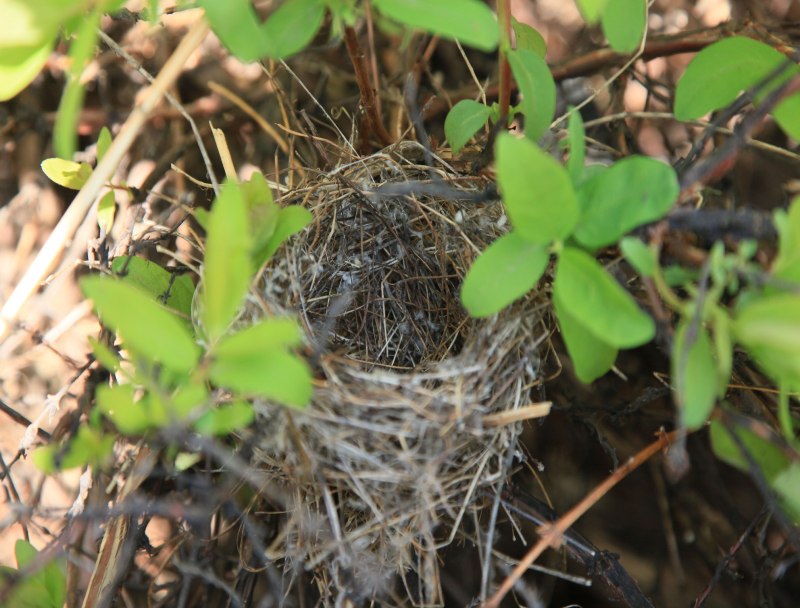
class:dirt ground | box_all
[1,0,800,606]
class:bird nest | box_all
[245,143,550,605]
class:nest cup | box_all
[246,143,548,604]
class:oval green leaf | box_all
[194,401,254,436]
[41,158,92,190]
[674,37,800,124]
[211,350,312,408]
[213,318,305,357]
[211,318,312,408]
[511,18,546,57]
[0,40,52,102]
[97,190,116,235]
[553,287,618,383]
[572,155,678,249]
[82,276,201,373]
[601,0,645,53]
[461,231,549,317]
[496,133,578,244]
[507,49,556,142]
[372,0,498,51]
[445,99,491,155]
[575,0,608,23]
[97,384,152,435]
[554,247,655,348]
[619,236,656,277]
[255,204,313,267]
[672,319,718,428]
[201,179,253,342]
[261,0,326,59]
[200,0,266,61]
[733,294,800,389]
[111,255,194,316]
[97,126,112,162]
[772,196,800,284]
[710,420,789,482]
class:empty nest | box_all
[243,142,550,605]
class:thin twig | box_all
[483,428,682,607]
[0,17,210,342]
[344,25,393,146]
[97,29,220,195]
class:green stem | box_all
[651,262,684,313]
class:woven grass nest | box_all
[244,141,550,605]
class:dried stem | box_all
[344,25,393,147]
[496,0,512,121]
[484,429,684,607]
[0,16,210,342]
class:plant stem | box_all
[497,0,512,122]
[343,25,393,147]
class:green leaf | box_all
[169,382,209,420]
[496,133,578,244]
[554,247,655,348]
[200,0,266,62]
[174,452,202,471]
[194,401,254,435]
[445,99,491,155]
[82,276,201,373]
[572,156,678,249]
[0,40,53,101]
[211,351,312,408]
[2,540,65,608]
[511,18,546,57]
[372,0,498,51]
[54,6,101,159]
[88,337,121,372]
[201,0,325,61]
[711,308,733,396]
[0,1,54,47]
[620,237,656,277]
[710,419,789,482]
[255,205,313,267]
[41,158,92,190]
[553,286,618,383]
[242,171,278,249]
[260,0,326,59]
[575,0,608,23]
[674,37,800,139]
[31,426,114,474]
[15,539,38,568]
[566,108,586,185]
[213,317,304,355]
[97,190,116,235]
[672,319,718,428]
[507,49,556,142]
[772,196,800,284]
[773,94,800,141]
[97,126,112,162]
[97,383,152,434]
[773,463,800,522]
[663,264,698,286]
[601,0,645,53]
[111,256,194,316]
[733,294,800,389]
[201,180,253,342]
[210,318,312,407]
[461,231,550,317]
